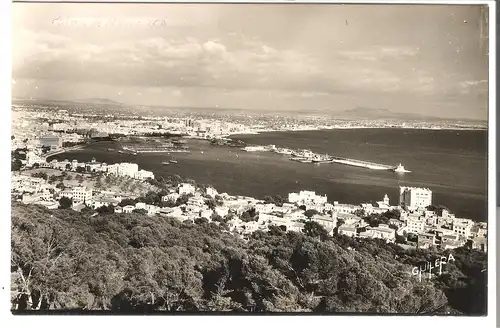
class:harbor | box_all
[242,144,411,173]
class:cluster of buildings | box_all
[10,143,488,253]
[30,158,155,181]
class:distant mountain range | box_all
[12,98,126,107]
[333,107,486,123]
[335,107,429,120]
[73,98,124,105]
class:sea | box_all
[49,128,489,222]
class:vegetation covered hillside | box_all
[11,203,486,314]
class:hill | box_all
[336,107,433,121]
[10,202,486,313]
[333,107,487,123]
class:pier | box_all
[328,156,395,170]
[240,144,405,172]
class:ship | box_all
[290,157,313,163]
[169,160,178,164]
[161,161,170,165]
[393,163,411,173]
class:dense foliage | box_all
[11,203,486,314]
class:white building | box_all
[178,183,196,195]
[406,214,426,234]
[333,201,362,214]
[375,194,391,210]
[255,203,277,214]
[206,187,218,198]
[162,193,179,203]
[338,224,357,238]
[117,163,139,178]
[399,186,432,211]
[359,224,396,243]
[312,213,338,236]
[214,206,229,218]
[134,170,155,181]
[452,218,474,238]
[72,186,93,203]
[123,205,135,213]
[26,151,43,166]
[288,190,327,205]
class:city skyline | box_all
[12,3,489,120]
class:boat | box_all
[393,163,411,173]
[161,161,170,165]
[169,160,178,164]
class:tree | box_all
[9,201,485,314]
[132,209,148,215]
[31,172,48,180]
[211,213,224,223]
[58,197,72,209]
[175,194,190,206]
[205,198,217,210]
[32,163,40,169]
[395,234,406,244]
[55,182,65,190]
[214,195,224,207]
[95,178,103,190]
[304,209,320,218]
[241,209,257,223]
[263,196,275,204]
[303,221,329,241]
[96,205,115,215]
[195,217,209,225]
[268,225,285,236]
[11,159,22,171]
[65,164,72,171]
[118,198,137,207]
[80,206,95,215]
[354,209,365,218]
[76,167,86,174]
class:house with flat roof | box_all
[338,224,357,238]
[417,232,436,249]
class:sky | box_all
[12,3,489,120]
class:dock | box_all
[329,156,395,170]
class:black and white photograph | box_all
[8,0,494,318]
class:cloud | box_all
[12,29,482,103]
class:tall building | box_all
[399,186,432,211]
[452,218,474,239]
[40,134,62,150]
[117,163,139,178]
[72,186,93,203]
